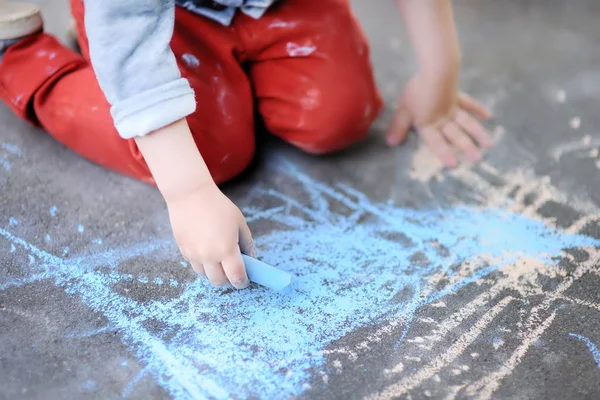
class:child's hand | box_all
[386,74,494,168]
[166,182,255,289]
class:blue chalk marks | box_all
[0,142,22,172]
[2,159,599,399]
[77,224,85,233]
[569,334,600,368]
[65,325,113,339]
[82,379,98,392]
[49,206,58,217]
[8,217,18,226]
[0,143,23,155]
[122,368,148,398]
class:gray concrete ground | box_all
[1,0,600,399]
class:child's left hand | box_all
[386,74,494,168]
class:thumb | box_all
[386,106,413,146]
[238,217,256,258]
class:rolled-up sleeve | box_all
[83,0,196,139]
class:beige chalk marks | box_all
[550,133,600,171]
[361,158,600,399]
[408,126,505,183]
[550,89,600,171]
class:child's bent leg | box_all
[70,0,255,184]
[248,0,383,154]
[0,1,255,185]
[171,7,256,184]
[0,33,154,182]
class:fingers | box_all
[386,106,414,147]
[204,262,229,287]
[455,109,494,150]
[221,251,249,290]
[190,261,205,276]
[238,218,256,258]
[458,93,493,121]
[442,121,482,163]
[420,126,457,168]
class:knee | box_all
[268,85,382,155]
[211,142,255,184]
[187,116,255,185]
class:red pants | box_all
[0,0,382,185]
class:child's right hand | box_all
[166,182,255,289]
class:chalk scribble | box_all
[2,156,600,399]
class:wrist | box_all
[161,175,216,204]
[421,51,461,77]
[134,118,215,201]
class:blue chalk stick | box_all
[241,254,292,291]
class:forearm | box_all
[396,0,461,79]
[135,118,213,201]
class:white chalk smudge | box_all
[286,42,317,57]
[181,53,200,68]
[269,19,297,29]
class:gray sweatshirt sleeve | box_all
[83,0,196,139]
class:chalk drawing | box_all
[64,325,113,339]
[2,125,600,399]
[82,379,98,392]
[492,337,504,350]
[569,334,600,368]
[2,153,600,399]
[0,142,22,172]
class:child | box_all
[0,0,493,289]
